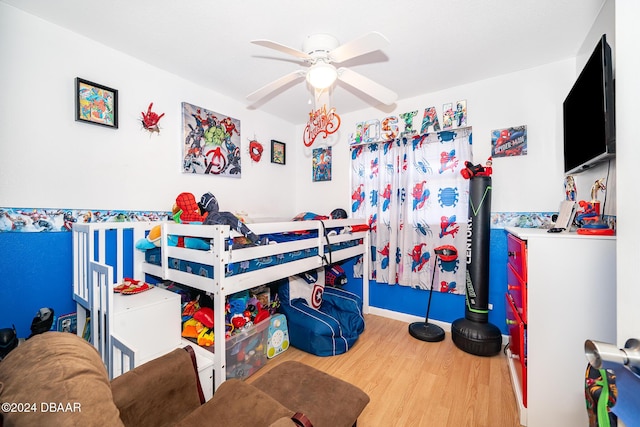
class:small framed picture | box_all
[75,77,118,128]
[271,140,286,165]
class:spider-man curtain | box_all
[350,128,472,294]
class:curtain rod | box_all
[349,125,473,148]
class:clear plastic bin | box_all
[224,318,270,380]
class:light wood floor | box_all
[248,314,521,427]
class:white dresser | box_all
[504,227,616,426]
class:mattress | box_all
[144,234,360,279]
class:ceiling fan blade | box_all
[246,70,306,102]
[329,31,390,64]
[337,67,397,105]
[251,39,312,61]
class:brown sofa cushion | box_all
[111,347,203,427]
[0,331,123,427]
[252,360,370,427]
[176,379,296,427]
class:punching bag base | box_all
[451,317,502,357]
[408,322,445,343]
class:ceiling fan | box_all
[246,31,398,106]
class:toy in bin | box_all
[267,314,289,359]
[226,317,270,380]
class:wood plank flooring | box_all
[247,314,521,427]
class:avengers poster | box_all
[491,125,527,157]
[312,147,331,182]
[181,102,241,177]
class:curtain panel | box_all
[351,128,472,294]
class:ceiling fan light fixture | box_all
[306,62,338,90]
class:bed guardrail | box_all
[73,222,155,306]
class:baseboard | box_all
[367,306,510,346]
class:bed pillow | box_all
[285,269,325,310]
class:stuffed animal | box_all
[136,192,259,251]
[135,224,162,250]
[175,192,205,224]
[135,223,210,251]
[292,208,348,221]
[460,157,492,179]
[199,192,262,245]
[135,193,208,251]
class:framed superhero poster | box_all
[75,77,118,128]
[491,125,527,157]
[271,140,286,165]
[181,102,241,177]
[312,147,331,182]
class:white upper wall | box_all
[0,4,298,218]
[294,59,583,215]
[1,2,610,222]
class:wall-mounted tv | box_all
[563,34,615,175]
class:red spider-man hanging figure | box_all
[141,102,165,135]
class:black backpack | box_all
[28,307,55,339]
[0,325,19,360]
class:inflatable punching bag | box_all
[451,174,502,356]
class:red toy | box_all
[174,192,205,224]
[576,200,599,224]
[140,102,165,134]
[461,157,492,179]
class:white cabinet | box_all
[505,227,616,427]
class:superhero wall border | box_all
[0,207,560,233]
[0,208,172,233]
[0,207,615,233]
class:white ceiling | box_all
[2,0,606,124]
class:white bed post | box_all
[132,222,152,282]
[316,220,325,269]
[212,225,228,391]
[362,229,370,315]
[89,261,114,376]
[72,224,89,339]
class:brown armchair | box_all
[0,332,369,427]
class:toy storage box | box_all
[113,288,182,367]
[223,318,270,380]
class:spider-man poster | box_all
[181,102,241,177]
[491,125,527,157]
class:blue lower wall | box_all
[368,229,508,334]
[0,228,509,339]
[0,232,75,338]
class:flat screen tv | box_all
[563,34,615,175]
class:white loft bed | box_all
[72,218,370,392]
